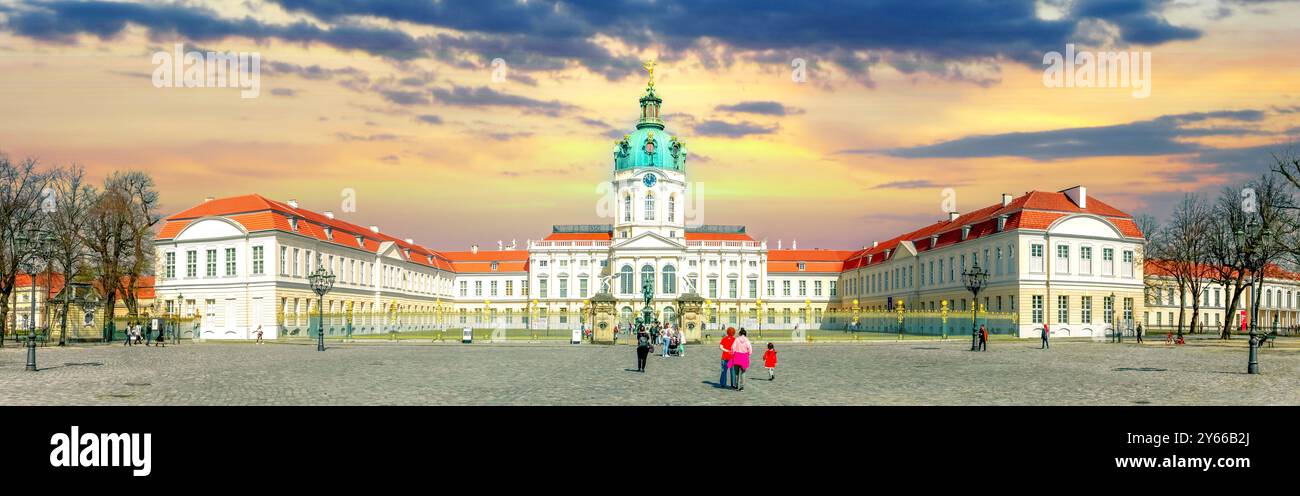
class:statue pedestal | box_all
[590,292,618,344]
[677,293,705,344]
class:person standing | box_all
[155,324,166,347]
[1040,323,1050,350]
[1135,323,1144,343]
[145,321,153,346]
[635,326,650,373]
[729,329,753,391]
[675,326,685,357]
[255,325,264,344]
[762,343,778,381]
[979,324,988,351]
[718,327,736,388]
[124,322,133,347]
[660,323,670,358]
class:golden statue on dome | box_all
[643,59,656,87]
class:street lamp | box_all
[307,258,335,352]
[16,231,54,371]
[755,299,763,338]
[175,292,184,343]
[895,299,905,340]
[1235,221,1272,374]
[962,260,988,351]
[1110,292,1119,344]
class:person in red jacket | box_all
[718,327,736,388]
[763,343,778,381]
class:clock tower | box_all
[611,61,689,241]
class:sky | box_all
[1,0,1298,251]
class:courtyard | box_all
[0,338,1297,405]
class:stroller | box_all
[667,333,683,356]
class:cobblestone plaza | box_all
[1,339,1297,405]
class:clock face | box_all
[642,174,657,187]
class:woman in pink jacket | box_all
[728,328,753,391]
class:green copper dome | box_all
[613,83,687,172]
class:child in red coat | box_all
[763,343,778,381]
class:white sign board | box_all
[462,328,473,343]
[571,328,582,344]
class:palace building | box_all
[153,74,1150,340]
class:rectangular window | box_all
[475,281,483,297]
[783,280,791,296]
[292,249,300,277]
[491,280,498,297]
[279,247,287,275]
[1122,250,1134,278]
[767,280,775,297]
[1102,248,1114,276]
[814,280,823,297]
[1081,296,1092,324]
[798,280,807,297]
[1080,246,1092,275]
[728,279,738,299]
[1123,298,1134,326]
[459,281,468,297]
[540,279,548,299]
[1032,295,1044,324]
[1056,245,1069,274]
[506,280,514,296]
[252,246,264,275]
[206,249,217,277]
[580,278,588,298]
[1058,295,1069,324]
[748,280,758,299]
[1030,244,1044,273]
[830,280,837,297]
[709,279,717,299]
[937,260,944,283]
[225,248,237,276]
[1104,296,1115,325]
[165,252,176,279]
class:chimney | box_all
[287,199,299,209]
[471,244,479,255]
[1063,185,1087,209]
[204,197,214,203]
[872,241,879,248]
[1001,194,1012,207]
[948,212,960,222]
[778,239,783,250]
[324,211,334,219]
[792,239,798,250]
[404,238,414,245]
[498,240,504,251]
[369,225,379,233]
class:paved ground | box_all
[0,338,1297,405]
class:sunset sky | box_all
[1,0,1298,250]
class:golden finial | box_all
[643,59,656,87]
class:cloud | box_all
[336,132,400,142]
[264,61,366,81]
[431,85,580,116]
[379,89,431,106]
[414,115,443,125]
[870,180,958,190]
[714,101,803,116]
[270,88,297,97]
[693,120,779,138]
[883,110,1268,160]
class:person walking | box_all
[155,324,166,347]
[255,325,264,344]
[1040,323,1050,350]
[660,323,670,358]
[718,327,736,388]
[145,321,153,346]
[729,329,753,391]
[762,343,778,381]
[1135,323,1144,343]
[635,326,651,372]
[978,324,988,351]
[675,326,685,357]
[124,322,132,346]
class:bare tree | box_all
[47,164,96,345]
[1149,194,1213,337]
[0,152,52,347]
[81,171,160,339]
[1205,184,1251,339]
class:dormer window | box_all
[797,262,806,271]
[288,217,299,231]
[491,262,499,271]
[961,225,971,241]
[355,235,364,246]
[997,215,1008,232]
[929,235,938,249]
[324,226,333,239]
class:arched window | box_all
[619,265,634,294]
[641,264,656,294]
[662,306,676,327]
[662,265,677,294]
[623,194,632,222]
[668,195,676,222]
[620,306,634,323]
[644,192,655,221]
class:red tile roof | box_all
[685,232,754,241]
[543,232,612,241]
[15,273,154,299]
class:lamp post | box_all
[941,300,949,340]
[16,231,54,371]
[1235,221,1271,374]
[852,298,860,332]
[175,292,184,343]
[962,261,988,351]
[307,258,335,352]
[1110,292,1119,344]
[895,299,905,340]
[755,299,763,338]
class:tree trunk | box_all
[1177,289,1186,337]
